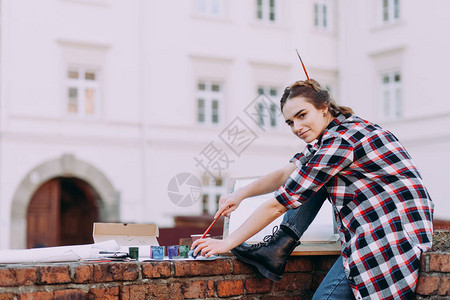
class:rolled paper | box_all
[129,247,139,260]
[150,246,165,260]
[178,245,189,258]
[167,245,179,259]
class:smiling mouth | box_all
[297,130,309,137]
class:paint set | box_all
[127,217,220,261]
[128,245,190,260]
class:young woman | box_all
[192,79,434,300]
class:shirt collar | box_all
[325,113,347,131]
[316,113,348,145]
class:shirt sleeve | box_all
[289,143,319,168]
[275,135,354,209]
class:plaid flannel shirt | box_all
[275,114,434,300]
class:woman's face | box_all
[282,96,331,143]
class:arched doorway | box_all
[11,154,119,249]
[26,177,100,248]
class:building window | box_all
[256,0,276,23]
[201,176,225,215]
[381,0,400,24]
[381,72,402,120]
[197,81,223,125]
[66,68,100,117]
[195,0,223,17]
[314,0,331,30]
[256,86,281,129]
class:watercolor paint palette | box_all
[141,254,219,261]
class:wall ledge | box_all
[0,251,448,299]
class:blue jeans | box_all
[281,187,354,300]
[312,256,355,300]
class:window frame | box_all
[255,85,282,130]
[66,66,101,118]
[256,0,277,23]
[380,71,402,121]
[196,80,224,126]
[194,0,224,18]
[314,0,332,30]
[380,0,400,25]
[201,176,226,215]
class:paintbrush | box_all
[296,49,310,80]
[189,217,219,259]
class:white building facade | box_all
[0,0,447,249]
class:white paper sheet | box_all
[0,240,120,264]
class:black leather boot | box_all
[231,226,300,281]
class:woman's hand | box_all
[191,237,232,258]
[214,190,245,219]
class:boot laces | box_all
[249,225,279,249]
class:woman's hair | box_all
[280,79,354,117]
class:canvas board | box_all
[223,177,338,244]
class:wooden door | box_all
[27,177,99,248]
[27,179,60,248]
[59,178,99,245]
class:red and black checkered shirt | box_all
[275,114,434,300]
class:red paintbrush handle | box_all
[201,217,219,239]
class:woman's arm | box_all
[193,197,288,257]
[214,163,296,218]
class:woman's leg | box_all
[280,186,328,240]
[312,256,355,300]
[230,186,329,281]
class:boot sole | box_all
[231,249,282,281]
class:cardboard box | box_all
[93,223,159,246]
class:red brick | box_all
[146,282,182,299]
[231,258,257,275]
[416,276,440,295]
[420,253,430,272]
[93,262,139,282]
[0,294,15,300]
[273,273,312,292]
[142,261,171,278]
[429,253,450,272]
[439,277,449,296]
[285,257,313,272]
[311,256,339,272]
[182,280,215,298]
[19,291,54,300]
[245,277,272,294]
[0,269,16,287]
[216,279,244,297]
[120,285,147,300]
[122,263,140,281]
[15,268,37,286]
[174,259,232,277]
[73,264,93,283]
[88,286,120,299]
[93,264,114,282]
[121,283,182,300]
[36,265,71,284]
[54,289,86,299]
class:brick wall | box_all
[0,252,448,299]
[416,252,450,299]
[0,255,337,299]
